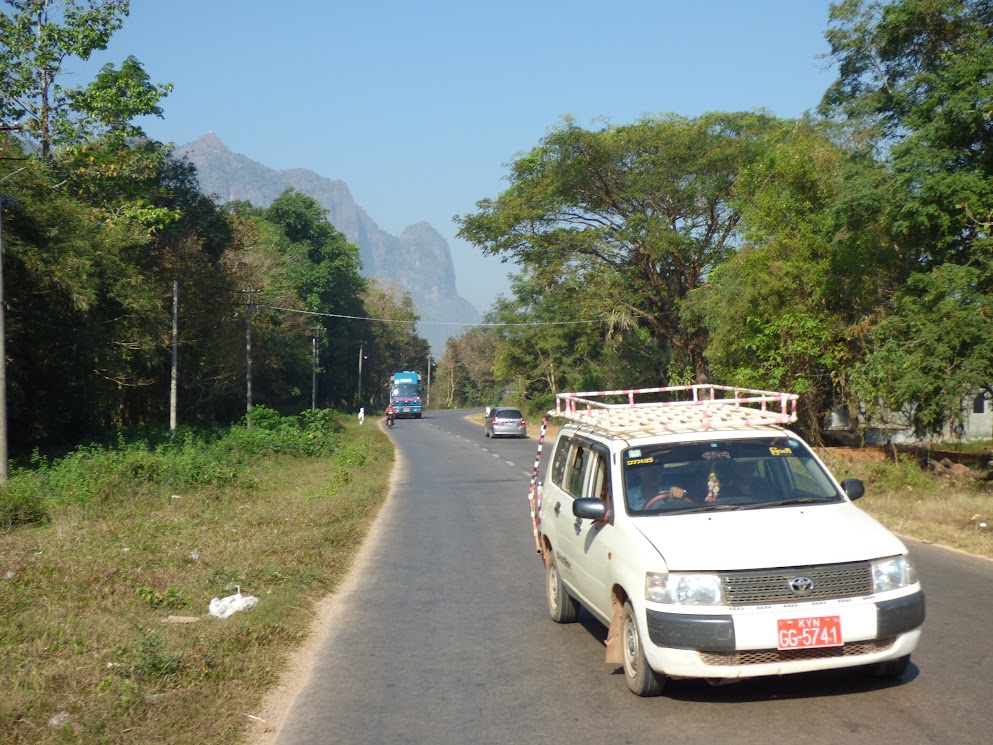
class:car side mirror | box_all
[573,498,608,521]
[841,478,865,501]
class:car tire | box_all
[621,600,666,696]
[865,654,911,680]
[545,553,579,624]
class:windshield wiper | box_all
[742,496,839,510]
[676,503,744,514]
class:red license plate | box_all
[777,616,843,650]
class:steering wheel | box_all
[642,490,690,510]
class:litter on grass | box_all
[208,586,258,619]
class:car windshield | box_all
[622,436,843,515]
[392,384,420,397]
[495,409,522,419]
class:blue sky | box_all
[85,0,840,314]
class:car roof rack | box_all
[550,384,798,435]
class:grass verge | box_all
[0,411,392,744]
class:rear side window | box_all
[550,436,571,487]
[550,436,595,498]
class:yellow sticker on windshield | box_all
[626,457,655,466]
[770,447,793,456]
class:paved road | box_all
[270,410,993,745]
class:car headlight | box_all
[871,555,918,593]
[646,572,724,605]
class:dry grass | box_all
[819,448,993,559]
[0,421,393,744]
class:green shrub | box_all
[0,477,49,529]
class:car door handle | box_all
[554,501,561,516]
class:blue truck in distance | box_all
[390,371,422,418]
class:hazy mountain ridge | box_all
[174,133,478,352]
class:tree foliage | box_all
[457,112,786,384]
[0,1,170,157]
[853,263,993,438]
[821,0,993,265]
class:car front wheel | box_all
[621,601,666,696]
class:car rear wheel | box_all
[545,553,579,623]
[621,601,666,696]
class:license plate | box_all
[777,616,843,650]
[402,407,410,413]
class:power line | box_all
[255,303,607,328]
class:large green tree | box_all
[0,1,170,157]
[689,120,904,438]
[820,0,993,438]
[853,263,993,439]
[457,112,785,384]
[821,0,993,265]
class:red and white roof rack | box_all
[551,384,798,435]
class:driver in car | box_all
[626,465,687,510]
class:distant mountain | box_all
[174,132,479,352]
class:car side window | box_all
[565,443,588,498]
[550,436,571,488]
[588,448,612,520]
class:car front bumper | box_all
[641,590,924,679]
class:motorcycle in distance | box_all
[386,405,396,428]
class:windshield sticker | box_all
[626,456,654,466]
[770,446,793,456]
[628,449,642,458]
[702,450,731,460]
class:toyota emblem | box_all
[788,576,815,594]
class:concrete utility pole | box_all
[310,326,322,410]
[170,280,179,434]
[246,289,254,428]
[356,340,366,408]
[426,354,432,409]
[0,160,27,484]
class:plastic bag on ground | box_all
[208,590,258,619]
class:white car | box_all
[531,385,924,696]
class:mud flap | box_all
[605,592,623,665]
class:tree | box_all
[360,280,430,409]
[688,120,902,439]
[457,112,785,383]
[817,0,993,438]
[820,0,993,267]
[0,1,169,158]
[853,263,993,440]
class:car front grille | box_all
[698,638,896,667]
[720,561,874,606]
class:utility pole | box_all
[426,353,432,409]
[310,326,323,410]
[0,153,27,484]
[169,280,179,434]
[245,289,254,428]
[356,340,366,409]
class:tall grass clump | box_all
[0,406,348,528]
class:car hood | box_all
[633,503,907,571]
